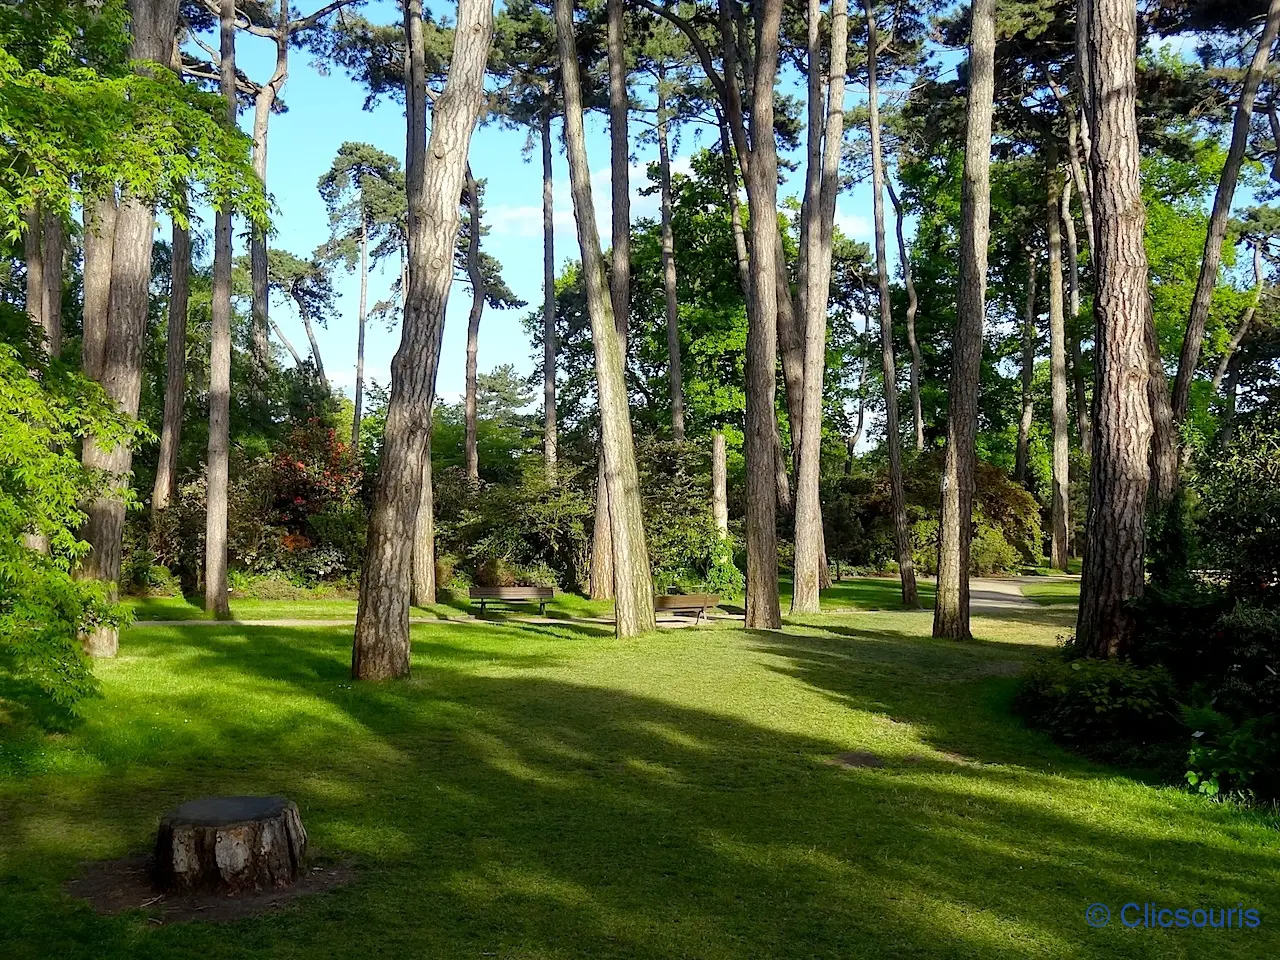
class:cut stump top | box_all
[161,795,293,827]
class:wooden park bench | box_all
[653,593,720,623]
[469,585,554,616]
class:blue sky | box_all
[217,0,880,405]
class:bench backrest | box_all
[470,586,554,600]
[653,593,720,610]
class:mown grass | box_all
[2,602,1276,959]
[1020,579,1083,606]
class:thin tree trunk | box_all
[1075,0,1154,659]
[712,431,729,533]
[933,0,995,640]
[153,213,190,515]
[1210,242,1262,394]
[864,0,918,609]
[1173,0,1280,423]
[1046,148,1071,570]
[352,215,368,448]
[352,0,493,680]
[270,317,306,368]
[657,76,686,441]
[300,311,328,391]
[886,179,923,451]
[42,212,64,355]
[555,0,655,638]
[1146,315,1179,508]
[205,0,236,620]
[464,168,485,482]
[541,106,557,481]
[1220,353,1241,446]
[1061,176,1091,458]
[848,313,871,462]
[1015,247,1038,484]
[78,0,179,656]
[248,0,289,411]
[742,0,785,630]
[793,0,849,614]
[411,439,435,606]
[718,110,751,299]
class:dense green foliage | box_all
[0,317,134,715]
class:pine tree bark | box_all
[205,0,236,620]
[793,0,848,614]
[351,216,369,447]
[41,212,64,355]
[1015,247,1037,484]
[657,76,686,441]
[740,0,785,628]
[153,213,190,515]
[1075,0,1154,659]
[411,441,435,606]
[24,207,45,341]
[589,455,615,599]
[554,0,655,637]
[300,309,328,392]
[1061,177,1092,458]
[933,0,995,640]
[1146,315,1178,509]
[886,179,923,451]
[463,168,485,482]
[541,106,558,481]
[352,0,493,679]
[1046,150,1071,570]
[1173,0,1280,424]
[712,431,729,534]
[270,318,306,370]
[78,0,180,655]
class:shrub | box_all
[1184,707,1280,802]
[0,335,137,717]
[1193,411,1280,599]
[1014,657,1183,761]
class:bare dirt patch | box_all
[828,750,886,769]
[66,854,354,924]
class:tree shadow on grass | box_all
[2,621,1278,959]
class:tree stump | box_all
[153,796,307,894]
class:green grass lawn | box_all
[3,603,1276,959]
[1019,579,1083,606]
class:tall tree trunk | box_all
[411,440,435,606]
[81,196,117,383]
[78,0,179,655]
[933,0,995,640]
[1046,148,1071,570]
[1219,352,1241,447]
[1210,242,1262,394]
[352,0,493,680]
[718,110,752,299]
[1015,247,1038,484]
[1061,177,1092,458]
[24,207,45,339]
[657,76,686,441]
[300,310,328,391]
[352,215,368,448]
[864,0,918,608]
[541,106,557,481]
[153,213,190,515]
[589,0,634,601]
[205,0,236,620]
[248,0,289,413]
[1075,0,1154,659]
[1173,0,1280,423]
[886,180,923,451]
[463,168,485,483]
[848,312,871,463]
[712,431,729,533]
[555,0,655,637]
[742,0,785,630]
[40,212,63,355]
[793,0,849,614]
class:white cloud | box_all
[835,208,872,240]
